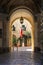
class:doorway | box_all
[9,9,35,51]
[12,18,32,47]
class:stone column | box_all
[2,19,10,52]
[2,20,6,47]
[36,12,43,53]
[27,38,31,47]
[34,22,38,47]
[39,12,43,53]
[34,14,41,52]
[27,39,29,46]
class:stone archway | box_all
[9,9,35,51]
[12,18,32,47]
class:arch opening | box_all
[9,9,35,52]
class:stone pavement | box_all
[12,47,32,51]
[0,51,43,65]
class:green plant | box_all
[12,36,17,46]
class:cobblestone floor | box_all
[0,51,43,65]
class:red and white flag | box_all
[20,29,23,37]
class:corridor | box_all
[0,0,42,65]
[0,51,42,65]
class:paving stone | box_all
[0,51,42,65]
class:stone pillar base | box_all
[34,47,41,52]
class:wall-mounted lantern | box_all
[12,25,15,31]
[20,17,24,24]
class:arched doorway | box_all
[12,18,32,48]
[9,9,35,51]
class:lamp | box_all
[12,25,15,31]
[20,17,24,24]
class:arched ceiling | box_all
[0,0,41,14]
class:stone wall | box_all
[34,15,41,52]
[34,22,38,47]
[0,21,2,47]
[40,11,43,53]
[0,12,43,53]
[35,12,43,53]
[0,13,10,53]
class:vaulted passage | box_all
[0,0,42,53]
[9,9,35,52]
[0,0,43,65]
[0,8,42,53]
